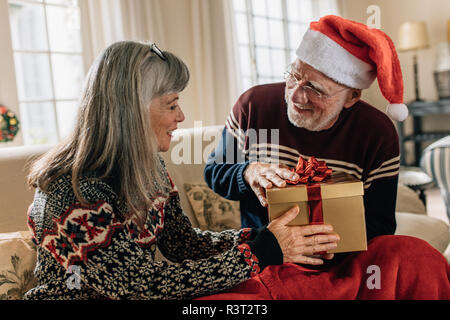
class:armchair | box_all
[420,135,450,220]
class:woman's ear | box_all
[343,89,362,109]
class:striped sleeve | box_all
[364,155,400,189]
[225,109,247,154]
[362,137,400,240]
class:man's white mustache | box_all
[292,102,314,111]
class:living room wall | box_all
[341,0,450,164]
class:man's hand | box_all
[268,206,340,265]
[244,162,299,207]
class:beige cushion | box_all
[395,212,450,253]
[396,184,427,215]
[0,231,37,300]
[184,183,240,231]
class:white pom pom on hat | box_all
[387,103,408,121]
[296,15,408,121]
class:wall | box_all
[341,0,450,164]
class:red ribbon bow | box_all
[286,156,333,185]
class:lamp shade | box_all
[447,19,450,42]
[398,21,430,51]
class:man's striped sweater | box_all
[205,82,400,241]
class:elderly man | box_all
[205,15,409,254]
[201,16,450,300]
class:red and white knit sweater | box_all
[24,158,282,300]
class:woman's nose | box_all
[176,107,185,122]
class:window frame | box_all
[0,0,22,147]
[232,0,339,92]
[0,0,93,147]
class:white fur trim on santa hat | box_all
[386,103,408,121]
[296,29,377,89]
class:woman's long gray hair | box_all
[27,41,190,227]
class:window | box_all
[232,0,340,92]
[8,0,84,145]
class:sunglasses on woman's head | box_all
[150,43,167,61]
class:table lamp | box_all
[398,21,430,101]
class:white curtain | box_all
[81,0,165,58]
[188,0,240,126]
[189,0,216,126]
[80,0,239,127]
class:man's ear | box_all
[343,89,362,109]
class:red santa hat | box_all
[296,15,408,121]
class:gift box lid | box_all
[266,171,364,204]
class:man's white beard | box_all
[285,92,343,132]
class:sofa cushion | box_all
[0,231,37,300]
[184,183,240,231]
[396,184,427,215]
[0,145,53,233]
[395,212,450,254]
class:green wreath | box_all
[0,105,20,143]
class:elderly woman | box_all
[24,41,339,300]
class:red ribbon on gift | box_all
[285,156,333,226]
[306,184,324,225]
[286,156,333,185]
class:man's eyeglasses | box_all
[284,70,347,101]
[150,43,167,61]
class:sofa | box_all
[1,125,449,299]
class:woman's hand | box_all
[267,205,340,265]
[244,162,299,207]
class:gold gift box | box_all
[266,171,367,253]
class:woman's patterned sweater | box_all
[24,159,282,300]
